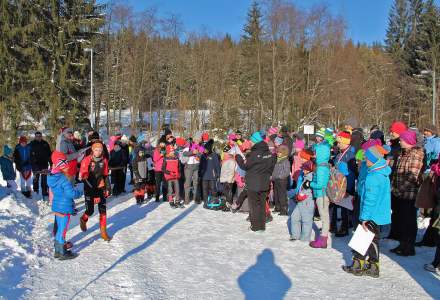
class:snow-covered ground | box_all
[0,180,439,299]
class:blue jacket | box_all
[424,135,440,169]
[360,158,391,225]
[47,173,82,214]
[310,142,331,198]
[200,152,221,181]
[0,156,16,181]
[13,144,32,172]
[357,160,368,200]
[335,146,357,195]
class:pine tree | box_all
[385,0,409,65]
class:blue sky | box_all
[102,0,398,44]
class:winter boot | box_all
[342,258,366,276]
[80,214,88,232]
[99,213,112,242]
[64,241,73,250]
[364,261,380,278]
[55,242,77,260]
[309,236,328,249]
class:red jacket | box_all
[163,157,180,181]
[153,148,165,172]
[80,155,109,197]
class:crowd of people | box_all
[1,122,440,279]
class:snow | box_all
[0,174,439,299]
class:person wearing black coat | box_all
[236,134,276,232]
[29,132,52,198]
[199,140,221,204]
[109,141,128,196]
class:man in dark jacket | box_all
[199,139,221,204]
[236,132,276,232]
[29,132,52,199]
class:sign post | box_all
[303,125,315,147]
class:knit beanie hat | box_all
[250,132,263,144]
[361,139,382,151]
[137,134,147,144]
[3,145,12,157]
[294,139,305,150]
[399,130,417,146]
[365,146,383,165]
[389,121,407,135]
[274,136,284,146]
[92,142,103,151]
[19,136,27,144]
[315,128,325,138]
[201,132,210,142]
[299,149,314,161]
[337,131,351,145]
[51,151,69,174]
[175,137,186,147]
[302,160,314,172]
[268,127,279,136]
[121,135,129,143]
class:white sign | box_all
[348,226,375,256]
[303,125,315,135]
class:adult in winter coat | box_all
[235,132,276,232]
[56,128,85,180]
[0,145,17,191]
[79,142,112,241]
[29,131,52,198]
[199,139,221,204]
[109,140,128,196]
[220,145,237,206]
[309,141,331,248]
[272,145,291,215]
[343,146,391,278]
[423,125,440,171]
[391,130,424,256]
[14,136,33,197]
[47,151,83,260]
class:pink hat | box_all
[294,139,305,150]
[400,130,417,146]
[361,139,382,151]
[268,127,279,136]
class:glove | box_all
[93,197,101,204]
[103,190,111,199]
[303,180,311,189]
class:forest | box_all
[1,0,440,141]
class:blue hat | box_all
[250,132,263,144]
[3,145,12,157]
[137,134,146,144]
[274,136,283,145]
[365,146,383,164]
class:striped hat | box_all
[337,131,351,145]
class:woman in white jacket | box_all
[220,145,237,206]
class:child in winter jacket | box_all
[109,140,128,196]
[291,139,305,186]
[163,144,182,208]
[13,136,32,198]
[220,145,237,206]
[47,151,83,260]
[79,142,112,241]
[199,140,221,205]
[343,145,391,278]
[289,159,315,241]
[0,145,17,191]
[132,137,155,204]
[153,140,168,202]
[272,145,291,215]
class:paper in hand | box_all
[348,225,375,256]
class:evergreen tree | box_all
[385,0,409,65]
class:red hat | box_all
[175,137,186,147]
[389,121,407,135]
[202,132,210,142]
[337,131,351,145]
[166,144,176,154]
[51,151,69,174]
[299,149,314,161]
[19,136,28,144]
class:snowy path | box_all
[8,194,440,299]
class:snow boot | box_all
[174,199,184,208]
[342,258,366,276]
[136,195,143,205]
[80,214,88,232]
[309,236,328,249]
[99,213,112,242]
[64,241,73,250]
[55,242,77,260]
[364,261,380,278]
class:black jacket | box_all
[29,140,52,171]
[199,151,221,181]
[109,149,128,169]
[236,141,276,192]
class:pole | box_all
[433,69,436,126]
[90,49,94,129]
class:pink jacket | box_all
[291,154,302,182]
[153,148,165,172]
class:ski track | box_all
[0,191,436,300]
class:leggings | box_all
[84,196,107,216]
[55,214,71,244]
[316,196,330,237]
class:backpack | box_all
[326,167,347,203]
